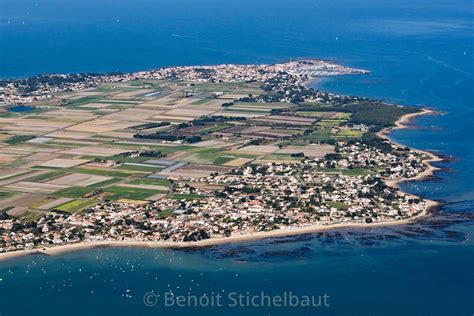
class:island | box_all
[0,59,442,259]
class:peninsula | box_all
[0,59,440,258]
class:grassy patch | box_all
[302,127,332,142]
[198,124,229,135]
[115,164,161,172]
[68,167,136,177]
[224,108,270,114]
[18,211,45,222]
[5,135,36,145]
[88,177,123,188]
[340,168,373,176]
[318,120,345,127]
[180,148,225,164]
[298,111,351,120]
[90,85,117,93]
[66,96,104,106]
[326,201,349,211]
[317,167,373,176]
[66,96,104,107]
[158,209,175,219]
[99,99,142,104]
[296,111,327,117]
[24,171,63,183]
[104,186,161,201]
[54,187,97,198]
[233,102,293,109]
[56,199,98,213]
[128,178,171,187]
[0,191,14,199]
[334,130,365,138]
[221,151,261,159]
[191,98,211,105]
[0,112,19,118]
[212,156,236,165]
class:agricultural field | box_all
[55,199,99,213]
[296,111,351,120]
[0,78,367,218]
[333,129,366,138]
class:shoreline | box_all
[0,92,445,263]
[0,108,442,262]
[376,108,445,190]
[0,208,430,261]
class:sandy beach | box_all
[0,109,443,262]
[0,208,430,261]
[377,108,444,189]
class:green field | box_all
[5,135,35,145]
[197,124,229,135]
[0,112,19,118]
[115,164,161,172]
[221,151,261,159]
[318,120,346,127]
[24,171,63,183]
[56,199,99,213]
[296,111,350,119]
[186,81,254,93]
[180,148,228,164]
[66,96,104,107]
[18,211,45,222]
[233,102,294,109]
[224,108,270,114]
[326,201,349,211]
[158,209,175,219]
[88,177,123,188]
[54,187,98,198]
[68,167,138,177]
[0,191,14,199]
[334,130,365,138]
[104,186,164,201]
[212,156,236,165]
[302,127,332,142]
[341,168,373,176]
[191,98,212,105]
[128,178,171,187]
[0,74,390,226]
[296,111,328,117]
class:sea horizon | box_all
[0,0,472,315]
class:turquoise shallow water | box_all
[0,0,473,315]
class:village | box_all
[0,59,368,106]
[0,140,430,252]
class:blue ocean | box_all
[0,0,473,315]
